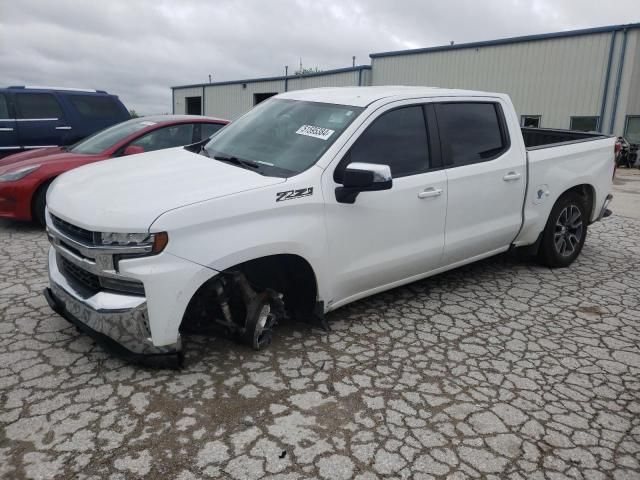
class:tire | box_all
[32,180,53,227]
[537,192,588,268]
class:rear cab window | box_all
[15,93,64,119]
[68,95,126,120]
[435,102,510,166]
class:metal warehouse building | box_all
[172,23,640,140]
[172,65,371,121]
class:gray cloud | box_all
[1,0,637,115]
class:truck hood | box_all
[47,147,286,231]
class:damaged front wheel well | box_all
[180,254,318,348]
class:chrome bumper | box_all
[46,247,181,358]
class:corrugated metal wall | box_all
[287,70,362,91]
[615,29,640,135]
[202,80,285,120]
[372,33,616,130]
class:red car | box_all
[0,115,228,225]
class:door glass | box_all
[199,122,224,140]
[15,93,64,119]
[348,106,429,178]
[0,94,9,119]
[625,117,640,144]
[129,124,194,152]
[437,103,506,166]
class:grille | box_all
[60,256,100,293]
[51,215,97,245]
[59,256,145,296]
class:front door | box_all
[436,100,526,265]
[323,104,448,306]
[0,93,19,155]
[14,92,69,149]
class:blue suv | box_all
[0,86,130,157]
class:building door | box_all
[186,96,202,115]
[254,93,277,105]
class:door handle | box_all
[503,172,521,181]
[418,187,443,199]
[0,127,14,132]
[55,126,72,130]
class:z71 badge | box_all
[276,187,313,202]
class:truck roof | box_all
[278,86,508,107]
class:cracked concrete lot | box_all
[1,209,640,478]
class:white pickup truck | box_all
[43,86,615,366]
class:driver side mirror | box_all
[123,145,145,156]
[335,162,392,204]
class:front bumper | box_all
[0,180,33,221]
[45,247,183,366]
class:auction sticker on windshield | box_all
[295,125,335,140]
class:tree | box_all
[294,67,323,76]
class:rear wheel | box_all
[537,192,587,268]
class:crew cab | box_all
[43,87,615,366]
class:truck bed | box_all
[522,127,610,150]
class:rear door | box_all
[436,99,526,265]
[64,93,130,142]
[14,92,68,148]
[0,92,19,155]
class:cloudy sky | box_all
[1,0,638,114]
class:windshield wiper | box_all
[213,155,260,170]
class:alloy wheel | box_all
[554,204,583,257]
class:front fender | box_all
[150,171,330,305]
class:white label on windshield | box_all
[295,125,334,140]
[140,121,157,126]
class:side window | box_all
[570,116,599,132]
[625,116,640,144]
[15,93,64,119]
[521,115,541,128]
[198,122,225,141]
[0,94,9,119]
[348,106,429,178]
[436,103,508,166]
[69,95,123,119]
[129,124,194,152]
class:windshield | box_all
[70,118,159,154]
[204,99,363,176]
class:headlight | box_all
[100,231,169,253]
[0,164,41,182]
